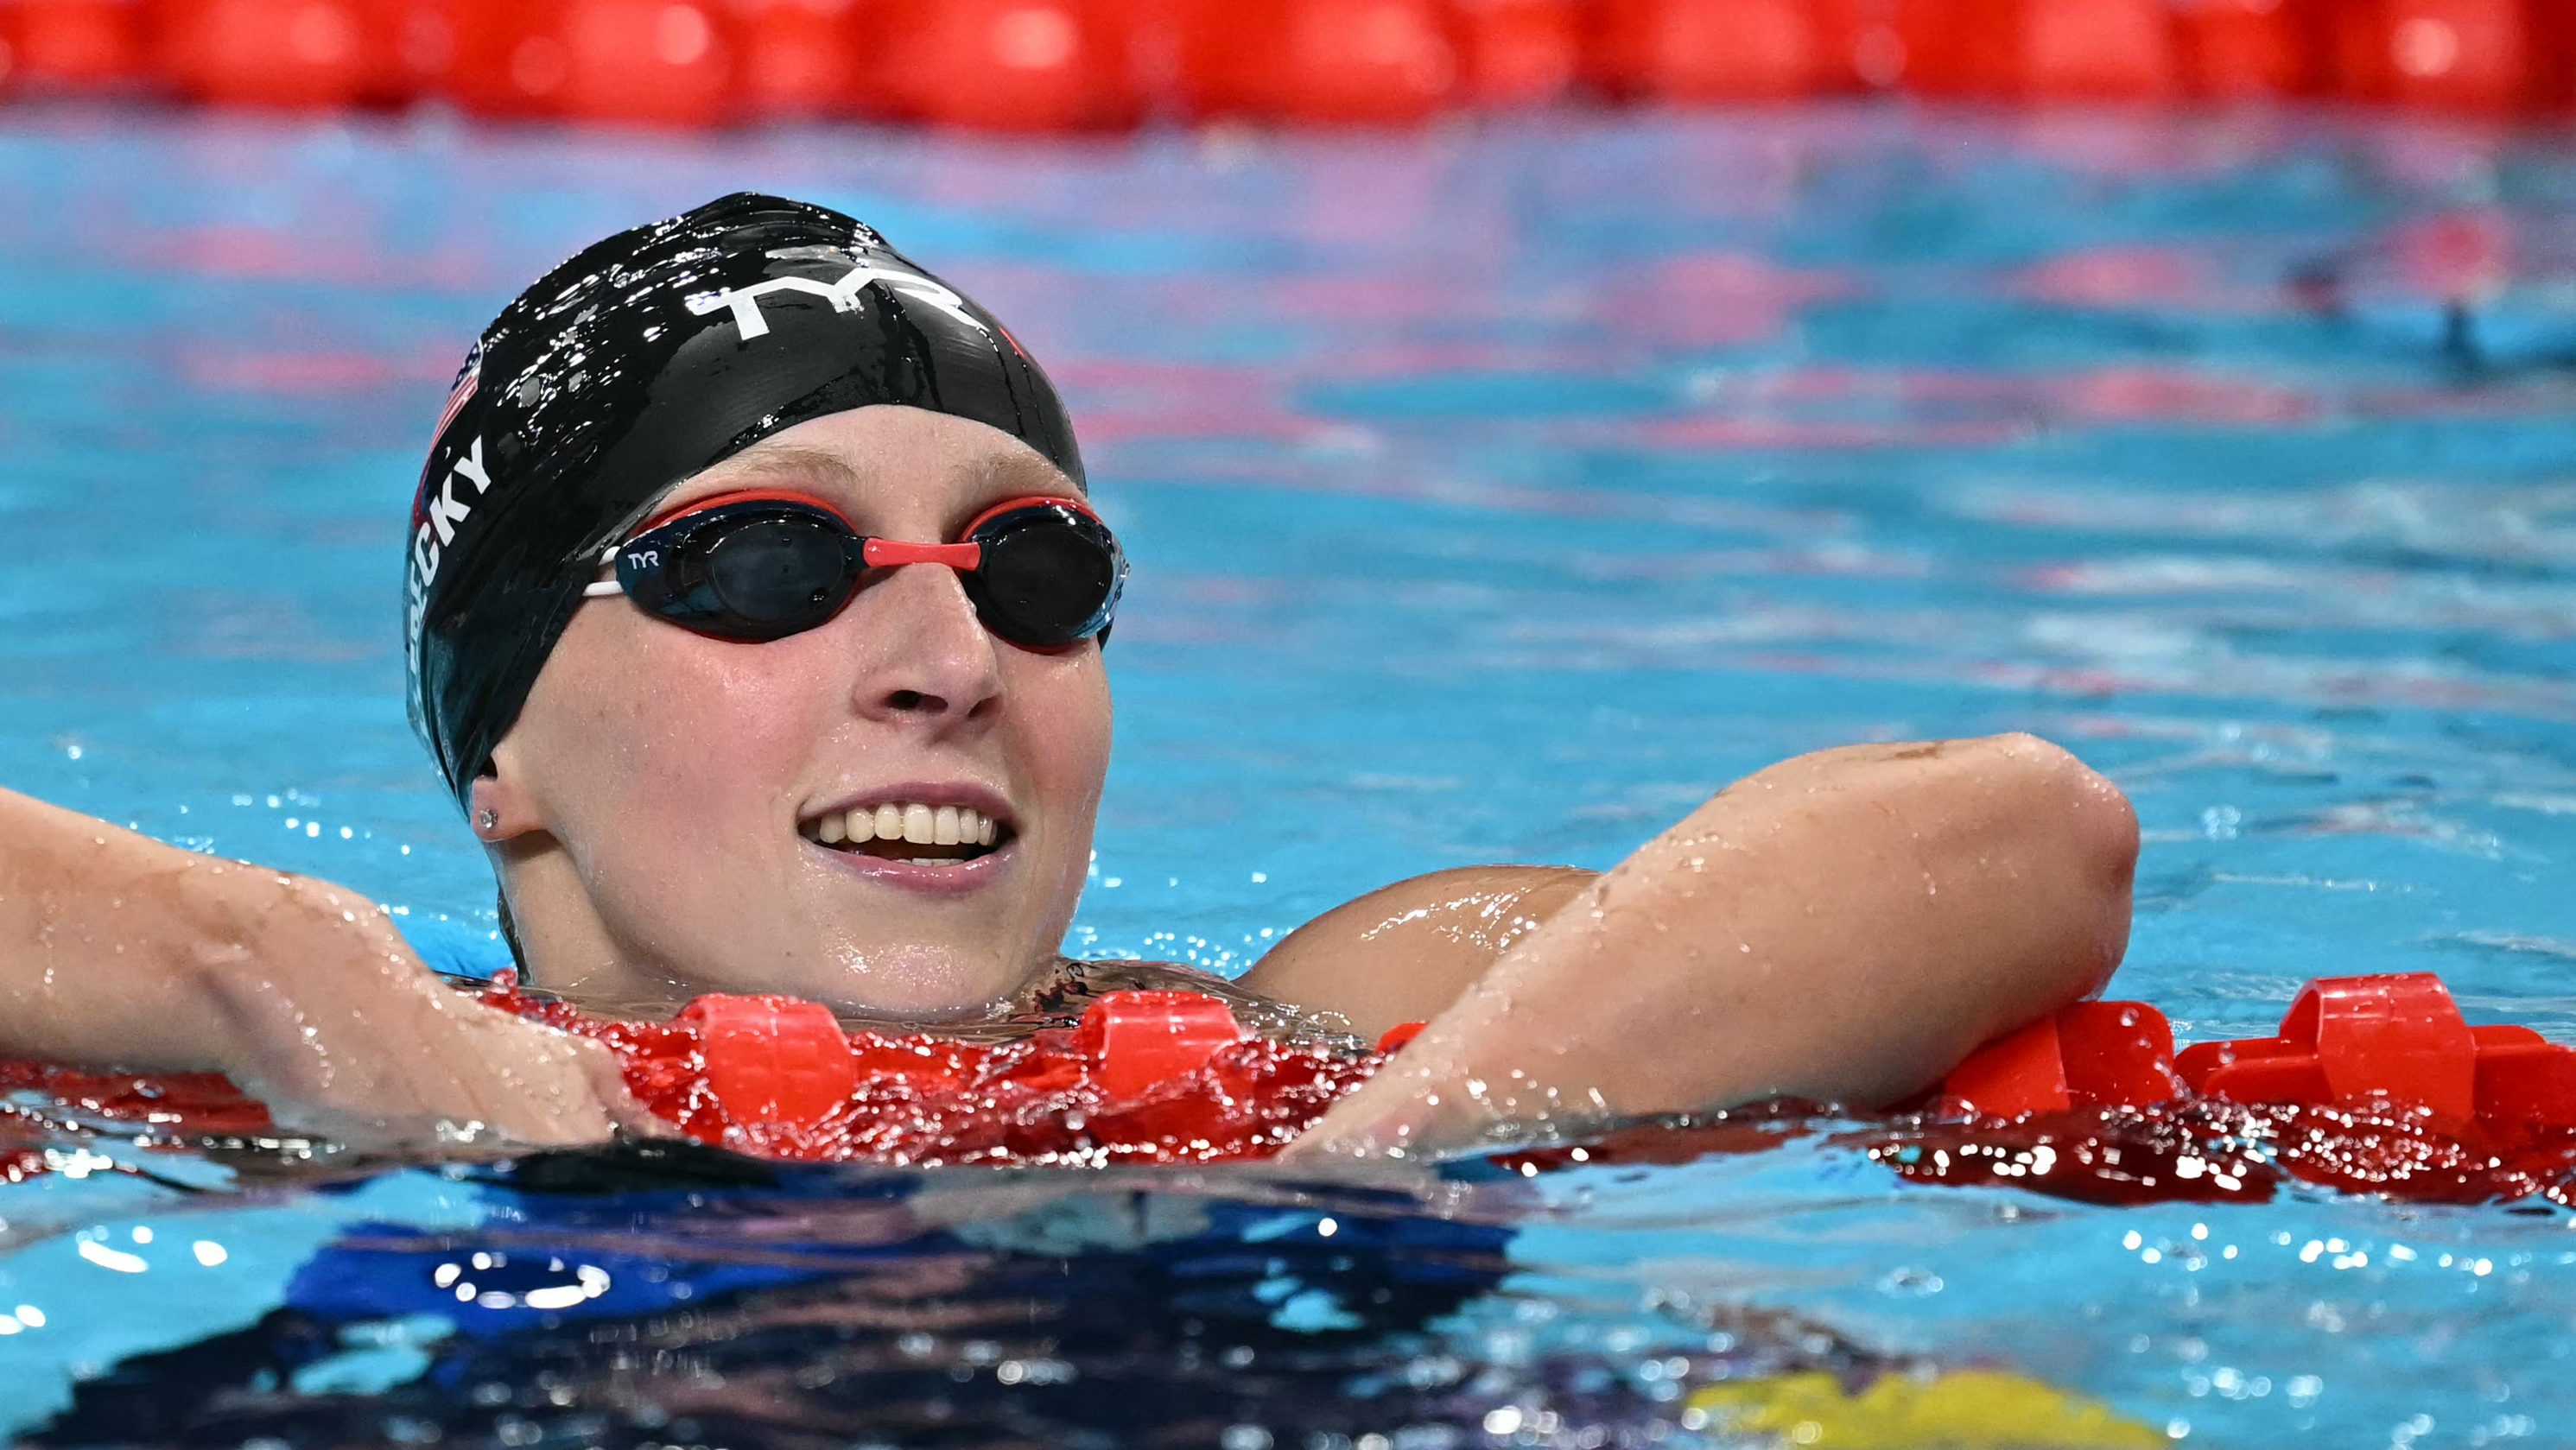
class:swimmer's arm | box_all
[1276,734,2139,1156]
[0,787,649,1143]
[0,786,267,1070]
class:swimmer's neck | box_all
[516,953,1344,1046]
[524,951,1088,1027]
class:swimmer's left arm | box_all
[1265,733,2138,1157]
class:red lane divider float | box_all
[512,980,1386,1162]
[732,0,869,119]
[0,983,1385,1177]
[877,0,1150,133]
[1452,0,1583,109]
[1867,971,2576,1206]
[1937,970,2576,1130]
[2184,0,2325,98]
[9,971,2576,1208]
[10,0,145,90]
[1,0,2571,124]
[1494,970,2576,1207]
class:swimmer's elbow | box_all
[1975,731,2138,997]
[1983,731,2139,877]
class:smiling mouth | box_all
[799,801,1012,866]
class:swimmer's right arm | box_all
[0,786,657,1146]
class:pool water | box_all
[5,104,2576,1446]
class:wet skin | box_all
[0,409,2141,1152]
[479,407,1114,1021]
[484,396,2133,1159]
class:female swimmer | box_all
[0,194,2139,1158]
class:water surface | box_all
[3,104,2575,1446]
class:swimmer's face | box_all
[483,406,1111,1016]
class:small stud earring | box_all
[476,808,499,833]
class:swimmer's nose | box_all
[847,556,1003,726]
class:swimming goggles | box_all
[581,491,1125,648]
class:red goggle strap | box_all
[627,491,1097,573]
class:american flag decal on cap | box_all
[434,344,482,435]
[416,343,483,503]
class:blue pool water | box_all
[4,104,2576,1445]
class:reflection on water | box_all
[21,1154,1910,1448]
[3,105,2576,1445]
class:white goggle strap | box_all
[581,544,624,598]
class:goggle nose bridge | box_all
[861,538,985,571]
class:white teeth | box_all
[807,801,1012,850]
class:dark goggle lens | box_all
[705,516,852,626]
[618,505,859,641]
[969,506,1124,647]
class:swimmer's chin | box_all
[544,943,1048,1023]
[786,942,1051,1023]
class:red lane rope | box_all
[0,983,1387,1174]
[9,970,2576,1206]
[3,2,2569,126]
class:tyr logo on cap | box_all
[683,256,984,341]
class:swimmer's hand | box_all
[191,872,668,1149]
[0,787,660,1149]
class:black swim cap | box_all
[404,193,1084,806]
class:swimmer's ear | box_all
[467,756,540,843]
